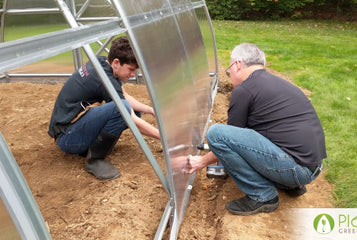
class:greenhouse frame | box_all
[0,0,219,239]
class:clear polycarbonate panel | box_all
[74,0,117,19]
[2,0,65,30]
[1,0,123,77]
[0,198,21,240]
[5,0,57,8]
[0,132,52,239]
[114,0,165,16]
[0,19,124,74]
[194,5,217,77]
[3,14,66,28]
[1,0,70,74]
[115,0,212,226]
[171,0,213,139]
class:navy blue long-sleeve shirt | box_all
[48,56,124,138]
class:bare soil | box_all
[0,63,334,239]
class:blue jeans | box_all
[207,124,318,202]
[57,100,132,155]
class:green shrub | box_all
[205,0,357,20]
[206,0,315,20]
[206,0,248,20]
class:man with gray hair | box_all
[187,43,326,215]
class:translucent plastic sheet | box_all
[2,0,116,36]
[2,0,64,29]
[0,1,217,238]
[1,0,68,74]
[74,0,117,19]
[194,6,217,78]
[115,0,214,226]
[0,132,51,239]
[6,0,57,8]
[0,198,21,240]
[1,0,120,75]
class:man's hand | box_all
[186,152,219,174]
[187,155,205,174]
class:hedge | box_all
[1,0,356,21]
[205,0,357,20]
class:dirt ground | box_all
[0,64,335,240]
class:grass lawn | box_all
[3,20,357,207]
[212,20,357,207]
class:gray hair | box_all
[231,43,266,67]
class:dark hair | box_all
[107,36,138,67]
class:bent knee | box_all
[121,99,132,113]
[207,124,226,141]
[109,100,132,115]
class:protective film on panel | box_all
[116,0,212,224]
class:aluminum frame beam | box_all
[112,1,219,239]
[0,132,52,240]
[0,19,124,74]
[56,0,171,193]
[0,0,219,239]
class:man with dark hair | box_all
[48,36,160,180]
[187,43,326,215]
